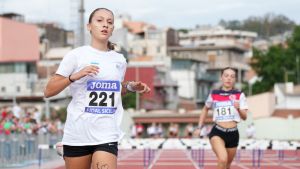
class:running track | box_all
[54,149,300,169]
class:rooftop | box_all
[0,17,39,63]
[123,21,155,34]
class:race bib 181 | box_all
[84,80,121,115]
[213,100,235,121]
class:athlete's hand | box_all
[71,65,99,80]
[131,81,150,93]
[233,100,240,109]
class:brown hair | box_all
[221,67,237,77]
[88,8,115,50]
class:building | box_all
[168,44,251,105]
[0,16,39,101]
[179,25,257,57]
[109,16,178,59]
[244,83,300,140]
[109,15,180,110]
[253,31,292,51]
[125,22,178,58]
[245,82,300,119]
[0,15,71,114]
[130,109,213,138]
[0,13,25,22]
[273,82,300,118]
[38,23,75,55]
[168,26,258,104]
[124,58,178,110]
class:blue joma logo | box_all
[87,80,120,91]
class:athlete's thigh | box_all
[226,147,237,165]
[210,136,228,160]
[92,151,117,169]
[64,154,92,169]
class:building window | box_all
[1,87,5,92]
[16,86,21,92]
[0,63,14,73]
[15,63,26,73]
[217,50,223,56]
[148,31,161,39]
[208,54,216,62]
[157,47,161,53]
[143,47,147,55]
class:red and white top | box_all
[205,89,248,122]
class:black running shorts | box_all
[209,124,239,148]
[63,142,118,157]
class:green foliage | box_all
[122,92,136,109]
[248,25,300,95]
[287,26,300,54]
[178,29,189,34]
[219,13,295,38]
[56,107,67,122]
[219,19,243,30]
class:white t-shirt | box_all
[56,46,127,146]
[131,125,137,137]
[13,105,21,119]
[147,125,156,136]
[205,89,248,123]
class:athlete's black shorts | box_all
[63,142,118,157]
[209,124,239,148]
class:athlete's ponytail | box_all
[108,41,115,50]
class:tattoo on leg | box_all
[96,162,109,169]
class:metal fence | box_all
[0,133,61,168]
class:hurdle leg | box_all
[38,148,42,169]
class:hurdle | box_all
[143,148,156,169]
[37,144,58,168]
[191,148,204,168]
[252,149,263,168]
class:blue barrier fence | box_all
[0,133,61,168]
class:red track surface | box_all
[54,149,300,169]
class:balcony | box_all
[196,73,218,82]
[153,77,177,87]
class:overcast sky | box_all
[1,0,299,30]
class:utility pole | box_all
[135,66,139,110]
[284,70,295,83]
[78,0,85,46]
[297,55,300,84]
[0,0,5,14]
[45,57,50,119]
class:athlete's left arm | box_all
[237,109,247,120]
[234,93,248,120]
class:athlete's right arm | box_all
[198,105,209,128]
[44,65,99,98]
[44,75,72,98]
[198,93,213,128]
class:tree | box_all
[243,16,263,36]
[219,19,242,30]
[287,26,300,84]
[219,13,295,38]
[178,29,189,34]
[56,107,67,122]
[122,92,136,109]
[247,25,300,95]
